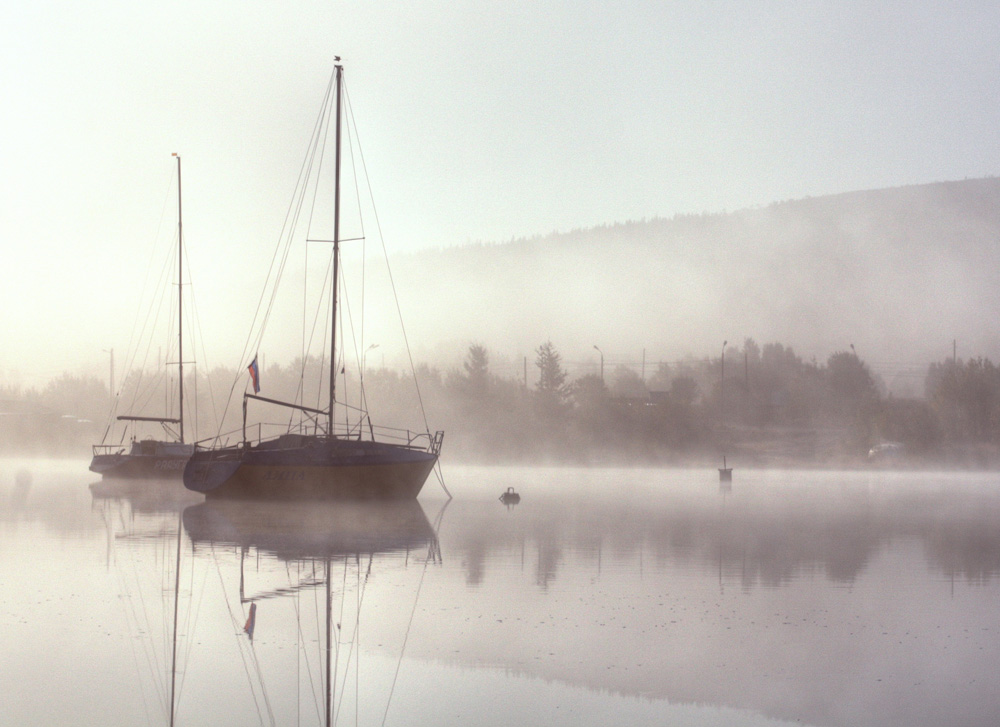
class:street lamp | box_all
[362,344,379,378]
[103,348,114,404]
[720,340,727,414]
[593,345,604,385]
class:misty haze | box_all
[4,3,1000,726]
[7,178,1000,470]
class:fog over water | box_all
[4,462,1000,726]
[3,2,1000,388]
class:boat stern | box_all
[184,452,243,494]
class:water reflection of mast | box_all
[184,499,440,725]
[90,483,196,726]
[169,512,181,727]
[325,556,332,727]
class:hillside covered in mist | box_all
[374,178,1000,386]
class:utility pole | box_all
[593,345,604,385]
[103,348,114,406]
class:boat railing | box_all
[193,426,247,451]
[92,443,127,456]
[367,424,444,453]
[193,420,443,453]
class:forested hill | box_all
[367,178,1000,385]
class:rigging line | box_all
[121,240,175,423]
[245,102,325,422]
[296,84,335,421]
[310,254,334,416]
[177,539,210,712]
[169,513,183,726]
[430,497,451,542]
[432,460,452,500]
[357,556,364,727]
[114,545,160,721]
[294,563,301,727]
[302,58,335,367]
[303,215,308,412]
[216,68,337,434]
[302,559,325,725]
[248,636,278,727]
[339,83,374,429]
[342,82,369,382]
[254,70,334,358]
[101,165,179,443]
[381,548,434,727]
[183,237,222,434]
[287,244,333,429]
[346,94,433,437]
[253,71,334,355]
[337,262,371,430]
[286,561,322,727]
[177,548,208,716]
[128,249,178,419]
[120,165,177,389]
[209,545,269,726]
[334,554,373,725]
[332,556,350,726]
[123,537,169,711]
[98,506,153,720]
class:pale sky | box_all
[3,1,999,387]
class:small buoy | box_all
[499,486,521,505]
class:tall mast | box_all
[329,61,343,436]
[173,153,185,443]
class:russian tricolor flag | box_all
[248,356,260,394]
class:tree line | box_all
[416,339,1000,466]
[2,339,999,466]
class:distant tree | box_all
[40,374,109,422]
[534,341,569,413]
[670,376,699,408]
[827,351,878,412]
[927,357,1000,442]
[572,373,608,409]
[825,351,880,453]
[650,375,704,449]
[570,373,610,451]
[646,362,671,392]
[610,366,648,400]
[743,337,761,368]
[873,398,942,454]
[462,343,491,400]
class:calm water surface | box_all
[2,460,999,726]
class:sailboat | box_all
[183,60,443,500]
[89,154,194,479]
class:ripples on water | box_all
[2,460,999,726]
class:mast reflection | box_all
[182,499,440,727]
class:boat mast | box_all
[173,152,185,444]
[329,61,343,437]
